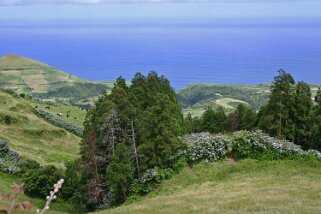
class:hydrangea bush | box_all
[35,109,83,137]
[183,133,231,162]
[0,139,23,174]
[233,130,321,160]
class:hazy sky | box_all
[0,0,321,22]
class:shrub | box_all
[0,114,17,125]
[23,165,64,198]
[0,88,20,98]
[34,109,83,137]
[128,151,188,200]
[183,133,231,163]
[232,130,321,160]
[128,168,159,198]
[0,139,23,174]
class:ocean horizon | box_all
[1,18,321,89]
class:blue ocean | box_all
[1,18,321,89]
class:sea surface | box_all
[1,18,321,89]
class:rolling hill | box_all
[176,84,271,117]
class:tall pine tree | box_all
[258,70,296,141]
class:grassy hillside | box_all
[97,159,321,214]
[0,54,112,105]
[177,84,271,117]
[0,90,80,167]
[33,102,87,127]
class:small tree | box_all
[201,107,216,133]
[106,144,134,203]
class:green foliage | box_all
[183,113,194,134]
[201,106,227,133]
[128,151,188,200]
[23,165,64,198]
[257,70,296,141]
[0,113,17,125]
[232,130,321,160]
[106,144,134,204]
[228,104,257,132]
[60,160,82,202]
[311,87,321,151]
[293,81,313,148]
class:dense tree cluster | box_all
[80,72,184,209]
[186,70,321,151]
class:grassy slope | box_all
[99,159,321,214]
[0,90,80,167]
[33,103,87,127]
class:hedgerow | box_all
[233,130,321,160]
[34,109,83,137]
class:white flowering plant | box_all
[232,130,321,160]
[183,133,232,163]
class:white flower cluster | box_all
[233,130,321,159]
[37,179,64,214]
[183,133,231,162]
[0,139,23,174]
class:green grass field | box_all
[0,90,80,167]
[97,159,321,214]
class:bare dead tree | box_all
[100,109,123,157]
[130,118,140,177]
[83,131,105,205]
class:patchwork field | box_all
[215,98,248,109]
[0,54,112,105]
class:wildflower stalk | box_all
[37,179,64,214]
